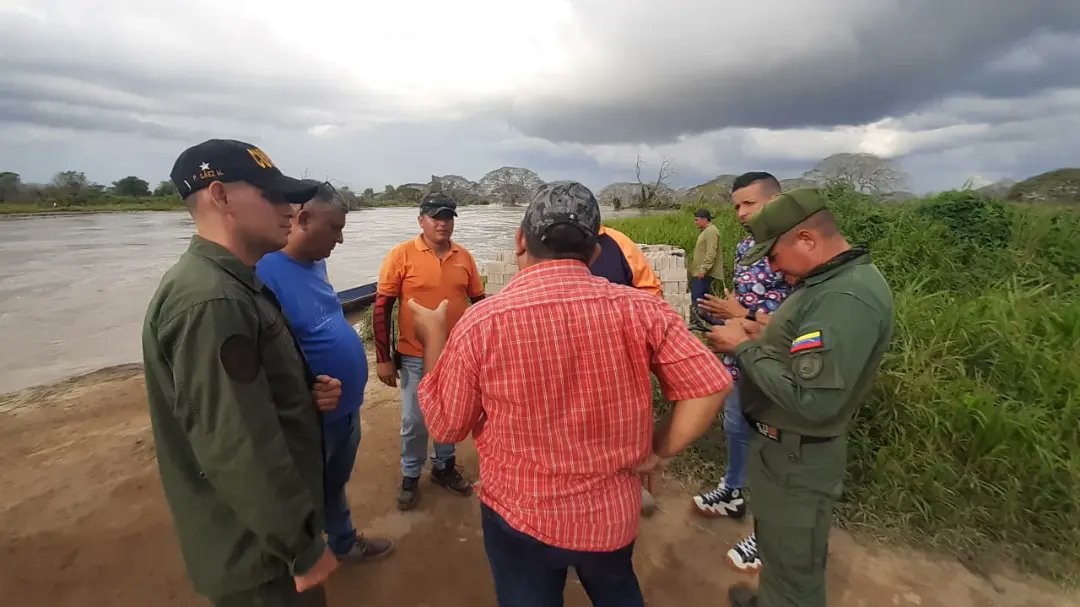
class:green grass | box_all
[608,185,1080,584]
[0,196,185,215]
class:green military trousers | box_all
[746,430,847,607]
[212,577,327,607]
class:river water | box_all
[0,206,651,394]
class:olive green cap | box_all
[743,188,829,265]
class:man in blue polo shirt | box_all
[256,181,394,564]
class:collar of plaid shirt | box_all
[416,259,731,552]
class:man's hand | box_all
[311,375,341,412]
[729,316,765,340]
[705,322,752,354]
[376,361,398,388]
[697,289,747,320]
[634,452,671,475]
[294,547,338,593]
[407,298,449,347]
[634,452,671,496]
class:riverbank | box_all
[0,199,518,215]
[2,365,1076,607]
[0,200,186,215]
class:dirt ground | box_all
[2,365,1077,607]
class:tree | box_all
[635,154,675,207]
[494,183,529,207]
[335,186,361,209]
[396,186,423,204]
[111,176,150,197]
[52,170,89,193]
[362,187,375,199]
[153,180,177,197]
[384,185,396,197]
[803,153,908,194]
[0,171,21,202]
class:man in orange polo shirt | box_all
[374,192,486,510]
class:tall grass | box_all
[609,186,1080,583]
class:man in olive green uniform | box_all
[691,208,724,321]
[705,188,894,607]
[142,139,343,607]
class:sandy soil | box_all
[2,365,1077,607]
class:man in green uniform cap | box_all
[704,188,894,607]
[142,139,344,607]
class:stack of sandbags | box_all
[481,251,519,295]
[639,245,691,320]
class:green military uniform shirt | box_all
[142,235,326,599]
[733,248,893,438]
[691,223,725,280]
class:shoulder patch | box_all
[791,330,823,353]
[795,352,824,380]
[220,334,260,384]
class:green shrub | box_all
[609,190,1080,583]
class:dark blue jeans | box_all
[480,504,644,607]
[691,276,714,321]
[323,411,361,556]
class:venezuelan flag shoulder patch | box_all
[790,330,824,353]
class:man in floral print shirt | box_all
[690,172,791,575]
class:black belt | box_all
[746,416,837,444]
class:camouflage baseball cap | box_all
[743,188,829,265]
[419,192,458,217]
[522,180,601,248]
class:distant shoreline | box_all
[0,202,663,218]
[0,201,442,217]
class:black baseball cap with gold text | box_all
[170,139,318,204]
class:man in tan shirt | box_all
[691,208,724,322]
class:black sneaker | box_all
[431,457,473,496]
[397,476,420,511]
[726,534,762,574]
[691,481,746,519]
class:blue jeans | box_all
[722,383,750,489]
[690,276,713,306]
[481,504,644,607]
[323,411,361,556]
[399,354,456,478]
[691,276,715,322]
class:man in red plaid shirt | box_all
[408,181,732,606]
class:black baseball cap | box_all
[522,181,601,248]
[695,208,713,220]
[170,139,318,204]
[419,192,458,217]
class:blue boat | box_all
[337,282,378,311]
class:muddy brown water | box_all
[0,206,650,394]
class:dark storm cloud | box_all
[506,1,1080,144]
[0,13,375,139]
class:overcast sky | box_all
[2,0,1079,193]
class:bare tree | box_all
[803,153,908,194]
[635,154,675,206]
